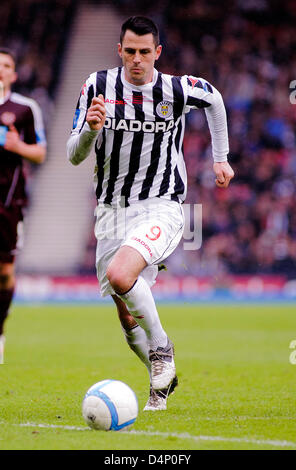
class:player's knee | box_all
[107,265,135,294]
[106,267,125,291]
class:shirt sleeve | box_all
[67,74,102,166]
[23,99,47,146]
[184,76,229,162]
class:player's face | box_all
[0,53,17,92]
[118,30,162,86]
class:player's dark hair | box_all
[0,47,17,66]
[120,16,159,46]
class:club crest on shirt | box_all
[1,111,16,126]
[156,100,173,119]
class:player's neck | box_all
[123,67,156,87]
[0,88,11,105]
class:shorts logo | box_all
[156,101,173,119]
[131,236,153,257]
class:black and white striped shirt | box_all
[67,67,229,207]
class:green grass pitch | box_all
[0,302,295,450]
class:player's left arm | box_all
[4,125,46,164]
[185,76,234,188]
[213,161,234,188]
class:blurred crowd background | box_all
[0,0,78,128]
[2,0,296,280]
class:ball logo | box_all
[156,101,173,119]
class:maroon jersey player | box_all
[0,48,46,363]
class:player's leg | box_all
[112,292,178,411]
[96,201,182,392]
[94,207,173,404]
[107,246,168,350]
[0,206,23,364]
[143,375,179,411]
[0,262,15,364]
[111,294,151,375]
[107,246,175,391]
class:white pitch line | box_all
[203,415,296,421]
[3,422,296,448]
[130,430,296,448]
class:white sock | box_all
[0,335,5,365]
[119,276,168,350]
[123,324,151,376]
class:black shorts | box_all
[0,204,23,263]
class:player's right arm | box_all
[87,95,106,131]
[67,76,106,166]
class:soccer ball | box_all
[82,379,138,431]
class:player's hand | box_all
[213,161,234,188]
[87,94,106,131]
[4,125,22,153]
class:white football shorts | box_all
[94,198,185,297]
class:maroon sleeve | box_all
[22,106,37,145]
